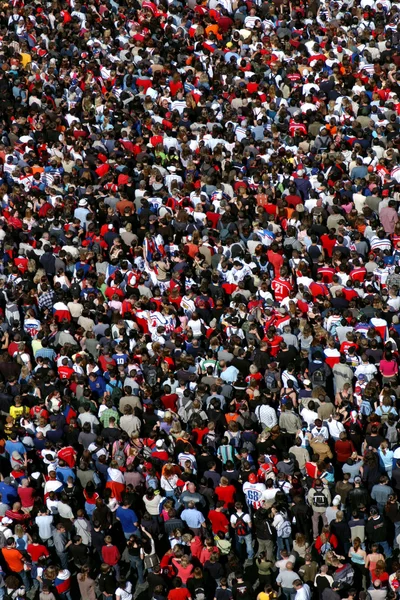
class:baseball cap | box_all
[354,476,362,484]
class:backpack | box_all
[333,564,354,587]
[241,439,256,453]
[254,513,272,539]
[312,490,328,508]
[193,587,206,600]
[234,513,249,537]
[112,441,126,467]
[320,538,333,557]
[265,372,277,390]
[311,369,326,387]
[279,520,292,539]
[145,366,157,387]
[360,399,372,417]
[204,431,217,451]
[5,302,20,326]
[109,382,123,403]
[384,422,398,445]
[227,430,241,448]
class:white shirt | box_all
[295,584,311,600]
[35,514,53,539]
[230,511,251,530]
[115,582,132,600]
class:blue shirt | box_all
[89,376,107,398]
[116,506,138,533]
[220,365,239,384]
[5,440,26,457]
[56,466,76,484]
[0,482,17,505]
[181,508,205,528]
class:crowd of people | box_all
[3,0,400,599]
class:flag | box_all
[63,405,77,425]
[105,467,125,501]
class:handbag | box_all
[144,553,159,570]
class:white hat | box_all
[297,169,305,176]
[303,379,311,386]
[78,199,88,207]
[167,166,177,173]
[1,517,12,524]
[332,495,341,506]
[156,440,164,448]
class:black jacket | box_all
[365,515,387,543]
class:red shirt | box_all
[320,234,337,257]
[168,589,191,600]
[214,484,236,509]
[192,427,209,445]
[58,366,74,380]
[27,543,49,562]
[267,250,284,276]
[335,439,355,463]
[101,545,120,566]
[17,486,35,508]
[266,335,283,357]
[317,267,335,283]
[161,394,178,412]
[58,446,77,468]
[271,277,292,302]
[208,509,229,533]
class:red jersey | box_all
[317,267,335,284]
[265,335,283,357]
[350,267,367,282]
[58,366,74,380]
[58,446,77,468]
[309,282,329,299]
[320,234,337,257]
[271,277,293,301]
[267,250,284,276]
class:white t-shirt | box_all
[115,582,132,600]
[230,511,251,531]
[35,515,54,539]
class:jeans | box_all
[129,555,144,585]
[17,569,30,591]
[377,502,386,515]
[379,540,392,557]
[235,534,254,559]
[394,521,400,549]
[282,588,295,600]
[276,536,292,558]
[57,552,69,570]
